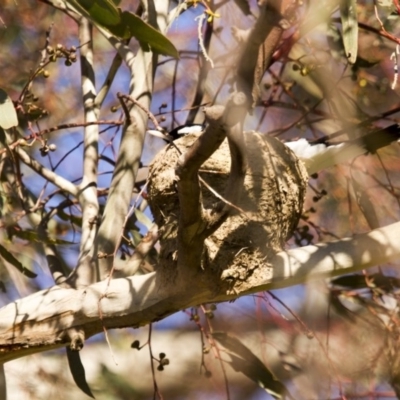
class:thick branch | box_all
[175,106,226,239]
[95,52,122,108]
[202,0,288,232]
[1,221,400,363]
[174,105,226,272]
[236,0,286,104]
[174,1,287,272]
[90,1,163,282]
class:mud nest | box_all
[147,131,308,282]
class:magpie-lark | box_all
[285,123,400,175]
[146,124,205,143]
[147,123,400,175]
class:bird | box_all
[147,122,400,175]
[168,123,205,141]
[284,123,400,175]
[146,123,205,143]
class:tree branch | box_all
[13,145,79,197]
[236,0,287,104]
[1,220,400,363]
[173,1,289,273]
[74,17,100,287]
[174,106,226,271]
[69,1,166,285]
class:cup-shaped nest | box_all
[147,131,308,284]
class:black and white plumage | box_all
[148,122,400,175]
[146,124,205,143]
[285,124,400,175]
[168,124,205,140]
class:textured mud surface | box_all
[148,131,308,289]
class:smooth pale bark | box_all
[0,220,399,363]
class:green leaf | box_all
[0,88,18,129]
[213,332,289,399]
[67,347,95,399]
[331,274,369,289]
[130,229,143,247]
[112,11,179,58]
[134,208,153,230]
[68,0,120,26]
[66,1,179,58]
[340,0,358,64]
[0,243,37,278]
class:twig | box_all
[13,146,79,197]
[199,176,246,214]
[148,324,164,400]
[195,13,214,68]
[118,93,163,131]
[186,10,214,124]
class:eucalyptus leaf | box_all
[111,11,179,58]
[331,274,369,289]
[67,347,95,398]
[0,88,18,129]
[340,0,358,64]
[65,0,178,58]
[130,229,143,247]
[376,0,393,7]
[67,0,120,26]
[213,332,290,399]
[0,243,37,278]
[134,208,153,230]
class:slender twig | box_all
[262,290,345,396]
[0,136,70,285]
[13,146,79,197]
[195,14,214,68]
[148,324,164,400]
[199,176,246,215]
[0,121,122,157]
[200,305,231,400]
[118,93,162,131]
[267,291,313,337]
[187,10,214,124]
